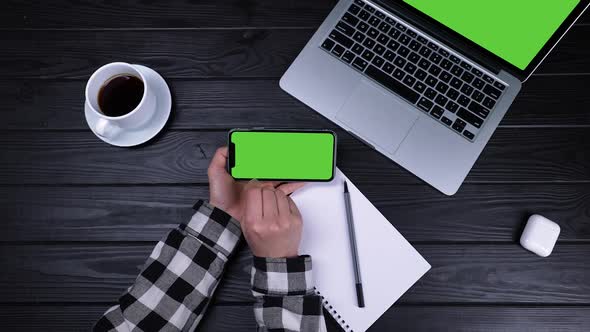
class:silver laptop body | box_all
[281,0,528,195]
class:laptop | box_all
[280,0,589,195]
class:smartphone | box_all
[228,129,337,181]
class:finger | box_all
[208,147,229,172]
[277,182,306,195]
[259,181,281,189]
[244,186,263,221]
[287,196,302,217]
[275,189,291,216]
[262,188,278,217]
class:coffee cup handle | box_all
[95,118,122,139]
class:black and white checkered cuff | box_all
[180,200,242,258]
[251,256,314,296]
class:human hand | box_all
[208,146,304,222]
[241,183,304,258]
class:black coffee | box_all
[98,75,144,117]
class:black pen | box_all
[343,181,365,308]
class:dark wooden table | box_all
[1,1,589,331]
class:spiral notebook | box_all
[291,168,431,332]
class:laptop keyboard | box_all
[320,0,507,141]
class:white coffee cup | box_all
[85,62,157,139]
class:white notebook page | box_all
[291,168,431,332]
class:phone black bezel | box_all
[227,128,338,182]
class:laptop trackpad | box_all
[336,80,419,153]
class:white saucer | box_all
[85,64,172,147]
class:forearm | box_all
[251,256,326,332]
[94,201,241,332]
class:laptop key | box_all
[352,43,364,55]
[374,44,386,55]
[472,90,485,102]
[368,16,380,27]
[430,53,442,64]
[430,105,444,118]
[415,69,427,80]
[441,59,453,70]
[425,75,438,87]
[365,5,376,13]
[342,13,359,27]
[359,10,371,20]
[407,29,418,38]
[386,17,396,25]
[460,84,473,96]
[378,22,391,33]
[336,21,356,36]
[418,97,434,112]
[358,22,369,33]
[387,39,400,51]
[384,50,396,61]
[452,118,467,132]
[435,94,448,107]
[417,36,428,44]
[427,41,439,50]
[450,77,463,89]
[354,0,364,6]
[414,81,427,93]
[483,84,502,99]
[377,33,390,45]
[403,75,416,87]
[353,32,365,43]
[473,78,485,89]
[468,101,489,119]
[365,65,420,103]
[352,58,369,71]
[404,62,417,74]
[321,39,335,51]
[494,81,506,90]
[394,56,406,67]
[408,52,420,64]
[375,11,385,19]
[418,59,430,70]
[349,4,361,15]
[419,46,432,57]
[445,100,459,113]
[438,48,450,57]
[428,65,441,76]
[441,116,453,126]
[388,28,401,39]
[398,46,410,57]
[332,44,345,57]
[461,71,474,84]
[483,74,494,84]
[362,49,375,61]
[425,87,437,99]
[399,34,411,45]
[460,61,472,71]
[362,38,376,49]
[450,55,461,63]
[342,51,355,63]
[450,65,463,77]
[458,94,470,107]
[440,71,452,83]
[463,130,475,140]
[409,40,421,51]
[382,62,395,74]
[483,96,496,109]
[393,68,405,80]
[396,23,407,31]
[471,68,483,77]
[446,88,460,101]
[368,27,379,38]
[457,108,483,128]
[435,81,449,94]
[330,30,354,48]
[372,56,385,68]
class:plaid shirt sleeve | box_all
[251,256,326,331]
[93,200,242,332]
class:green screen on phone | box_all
[229,131,336,181]
[403,0,579,69]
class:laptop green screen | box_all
[403,0,579,70]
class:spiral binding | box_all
[314,287,353,332]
